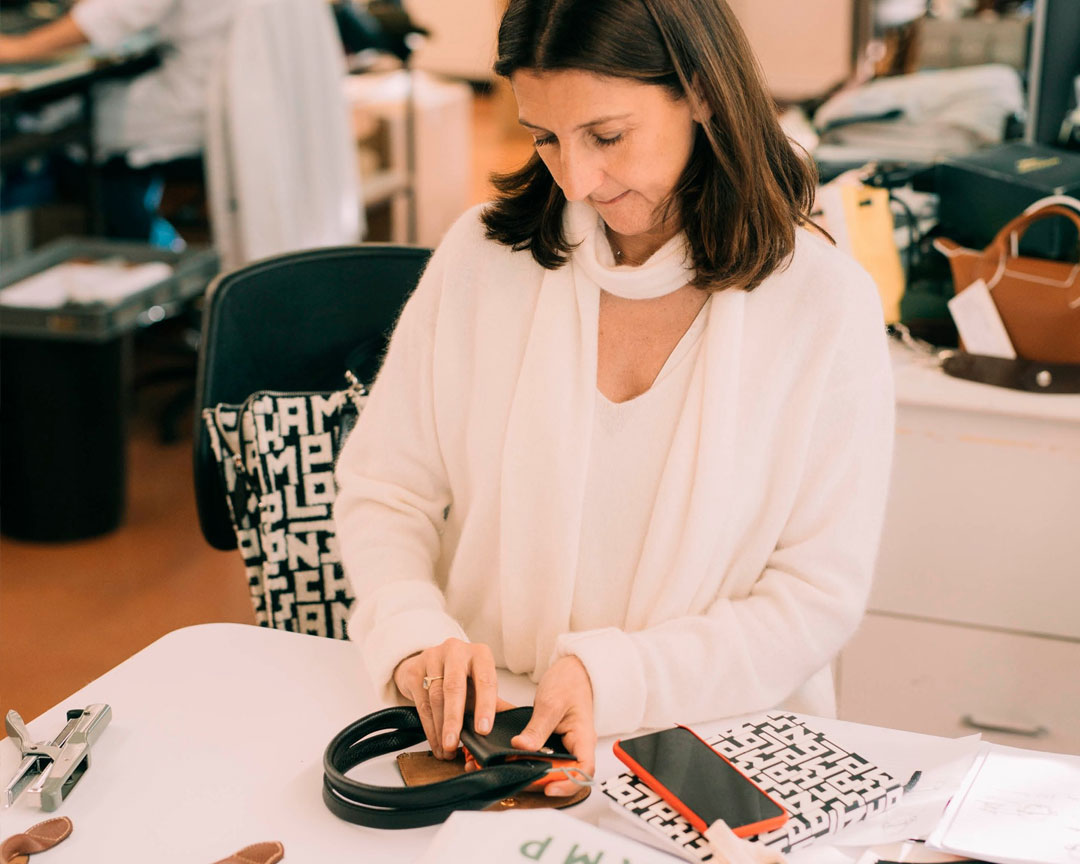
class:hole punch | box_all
[3,705,112,812]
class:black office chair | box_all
[194,243,432,550]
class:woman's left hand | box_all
[511,655,596,797]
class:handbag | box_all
[201,373,366,639]
[933,197,1080,365]
[322,706,588,829]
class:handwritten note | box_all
[928,743,1080,864]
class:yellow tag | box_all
[818,184,905,324]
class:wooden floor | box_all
[0,90,534,722]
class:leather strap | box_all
[322,706,552,829]
[210,842,284,864]
[1,818,72,864]
[1,818,281,864]
[942,351,1080,393]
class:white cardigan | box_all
[334,203,895,736]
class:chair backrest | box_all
[194,243,432,550]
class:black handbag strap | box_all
[942,352,1080,394]
[322,706,552,829]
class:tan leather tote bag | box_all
[934,199,1080,365]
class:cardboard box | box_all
[936,142,1080,260]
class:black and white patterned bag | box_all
[202,374,366,639]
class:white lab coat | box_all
[203,0,362,269]
[72,0,238,167]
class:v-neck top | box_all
[572,301,710,631]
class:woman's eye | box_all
[532,132,621,148]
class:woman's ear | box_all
[689,74,712,124]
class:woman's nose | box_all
[557,146,602,202]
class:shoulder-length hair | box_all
[481,0,822,291]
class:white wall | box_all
[728,0,855,101]
[406,0,856,101]
[408,0,502,81]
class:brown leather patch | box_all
[396,750,469,785]
[1,817,73,864]
[396,751,590,810]
[210,841,285,864]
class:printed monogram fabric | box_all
[202,379,365,639]
[602,713,905,857]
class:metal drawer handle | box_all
[961,714,1048,738]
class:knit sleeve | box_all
[334,226,469,705]
[71,0,178,50]
[556,273,896,736]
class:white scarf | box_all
[498,201,749,675]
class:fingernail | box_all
[477,717,491,734]
[444,732,457,749]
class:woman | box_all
[334,0,894,798]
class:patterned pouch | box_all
[201,373,366,638]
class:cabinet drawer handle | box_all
[961,714,1048,738]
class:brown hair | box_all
[481,0,822,291]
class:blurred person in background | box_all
[0,0,239,242]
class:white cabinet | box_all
[837,345,1080,754]
[345,70,473,248]
[841,614,1080,754]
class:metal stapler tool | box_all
[4,703,112,811]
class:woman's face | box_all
[511,69,700,240]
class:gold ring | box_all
[422,675,444,691]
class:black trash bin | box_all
[1,335,129,541]
[0,238,218,542]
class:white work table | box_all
[1,623,981,863]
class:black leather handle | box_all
[322,706,552,829]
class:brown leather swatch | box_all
[210,841,285,864]
[396,751,590,810]
[1,817,73,864]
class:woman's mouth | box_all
[592,191,629,206]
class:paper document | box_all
[1,261,173,308]
[414,809,686,864]
[829,734,982,847]
[927,743,1080,864]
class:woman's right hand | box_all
[393,638,507,760]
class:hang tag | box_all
[817,183,905,324]
[947,279,1017,359]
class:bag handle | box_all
[323,706,555,829]
[1023,194,1080,217]
[982,204,1080,290]
[990,204,1080,261]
